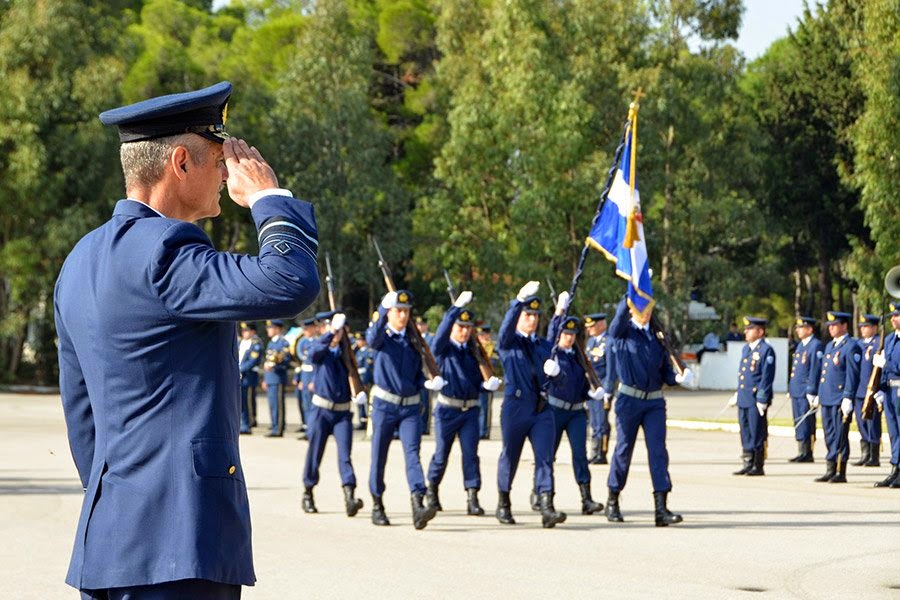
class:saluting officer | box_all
[239,322,263,434]
[292,317,319,438]
[810,311,862,483]
[476,324,499,440]
[301,312,366,516]
[354,333,375,430]
[728,317,776,477]
[584,312,611,464]
[540,293,605,515]
[788,317,822,462]
[264,319,293,438]
[425,292,501,516]
[853,314,882,467]
[366,290,445,529]
[872,302,900,487]
[494,281,567,529]
[603,297,692,526]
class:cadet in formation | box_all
[417,316,436,435]
[495,281,567,528]
[603,297,691,526]
[476,324,499,440]
[729,317,776,477]
[873,302,900,487]
[367,290,445,529]
[239,321,263,434]
[301,311,365,517]
[292,316,319,439]
[787,317,822,462]
[853,314,882,467]
[354,333,375,430]
[264,319,293,438]
[584,312,611,464]
[811,311,861,483]
[539,292,604,515]
[425,291,501,515]
[57,81,320,597]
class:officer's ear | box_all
[171,146,190,181]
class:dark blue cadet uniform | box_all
[736,335,776,456]
[293,329,316,428]
[882,324,900,467]
[355,342,375,426]
[264,327,293,436]
[238,324,263,434]
[855,318,883,451]
[586,325,611,444]
[788,320,822,447]
[818,332,862,465]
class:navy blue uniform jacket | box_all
[431,306,484,400]
[309,332,350,403]
[736,340,776,407]
[789,337,822,398]
[497,299,552,405]
[366,306,425,397]
[603,299,676,394]
[54,196,319,589]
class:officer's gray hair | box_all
[120,134,210,189]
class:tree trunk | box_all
[817,255,832,316]
[793,268,802,317]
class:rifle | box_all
[371,237,441,378]
[650,312,687,376]
[443,270,495,381]
[546,279,602,392]
[324,253,365,398]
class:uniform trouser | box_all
[738,405,768,453]
[886,389,900,465]
[420,389,432,434]
[608,396,671,493]
[81,578,240,599]
[302,407,356,488]
[497,398,555,494]
[820,404,850,463]
[266,381,286,435]
[791,395,816,442]
[240,380,256,432]
[426,403,481,490]
[300,377,314,426]
[479,391,493,438]
[369,397,427,496]
[853,397,882,444]
[550,406,590,485]
[587,398,611,440]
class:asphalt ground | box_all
[2,391,899,599]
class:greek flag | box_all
[586,107,654,323]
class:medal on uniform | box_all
[801,353,807,365]
[833,353,840,366]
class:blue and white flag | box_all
[586,108,654,323]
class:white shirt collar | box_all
[515,329,537,341]
[748,339,762,350]
[630,318,650,332]
[126,198,167,218]
[833,334,847,345]
[800,336,812,347]
[271,334,282,342]
[451,339,466,350]
[387,324,405,337]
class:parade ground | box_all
[3,391,899,600]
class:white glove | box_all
[840,397,852,417]
[454,290,473,308]
[482,376,501,392]
[381,291,398,309]
[756,402,767,417]
[543,359,560,377]
[875,390,885,409]
[727,393,738,407]
[354,391,368,406]
[517,280,540,302]
[588,386,606,401]
[806,393,816,407]
[675,368,693,387]
[424,376,446,391]
[555,291,570,315]
[330,312,346,332]
[873,351,886,369]
[810,395,820,409]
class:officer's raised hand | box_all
[517,281,540,302]
[454,290,473,308]
[330,313,346,332]
[223,138,279,208]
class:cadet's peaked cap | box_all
[889,302,900,316]
[315,310,337,322]
[477,324,492,333]
[522,295,542,314]
[584,313,607,326]
[561,316,581,332]
[395,290,413,308]
[267,319,285,327]
[858,314,880,326]
[240,321,256,331]
[456,309,476,326]
[300,317,317,327]
[99,81,232,144]
[742,316,768,328]
[824,311,852,325]
[795,316,817,327]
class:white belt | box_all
[301,364,314,372]
[618,383,664,400]
[547,395,585,411]
[312,395,351,412]
[437,393,480,411]
[372,385,420,406]
[890,380,900,388]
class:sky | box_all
[734,0,808,60]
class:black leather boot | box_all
[466,488,484,516]
[371,495,390,526]
[852,441,870,467]
[829,458,848,483]
[529,488,540,512]
[653,491,683,527]
[605,489,624,523]
[797,438,814,463]
[343,485,363,517]
[411,491,437,530]
[874,464,899,487]
[496,491,515,524]
[539,492,567,529]
[302,487,317,513]
[579,482,603,515]
[425,482,442,511]
[745,449,765,476]
[588,439,602,464]
[789,440,803,462]
[733,451,753,475]
[597,434,609,465]
[866,442,881,467]
[815,460,836,482]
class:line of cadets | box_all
[728,304,900,488]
